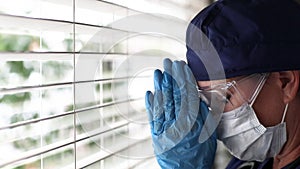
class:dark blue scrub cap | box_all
[186,0,300,81]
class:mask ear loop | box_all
[249,73,269,107]
[281,104,289,123]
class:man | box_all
[145,0,300,168]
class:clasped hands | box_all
[145,58,217,169]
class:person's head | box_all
[186,0,300,165]
[186,0,300,122]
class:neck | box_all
[273,100,300,169]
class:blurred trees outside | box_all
[0,34,75,169]
[0,32,127,169]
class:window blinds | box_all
[0,0,206,168]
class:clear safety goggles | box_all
[198,73,269,109]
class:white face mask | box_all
[216,74,289,162]
[217,103,288,162]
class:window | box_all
[0,0,208,168]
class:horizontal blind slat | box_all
[0,97,143,130]
[0,13,136,36]
[0,14,73,33]
[1,118,148,168]
[78,137,152,169]
[0,76,149,94]
[0,52,129,61]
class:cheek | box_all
[252,84,285,127]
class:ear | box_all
[279,71,299,104]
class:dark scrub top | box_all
[226,156,300,169]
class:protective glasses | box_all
[198,73,269,109]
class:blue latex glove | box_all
[145,58,217,169]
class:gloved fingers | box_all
[162,58,175,122]
[199,100,209,124]
[183,63,197,86]
[145,91,154,130]
[154,69,163,91]
[183,63,201,115]
[172,61,186,118]
[153,93,164,135]
[153,69,165,135]
[145,91,154,120]
[163,58,172,75]
[198,100,219,143]
[172,61,186,88]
